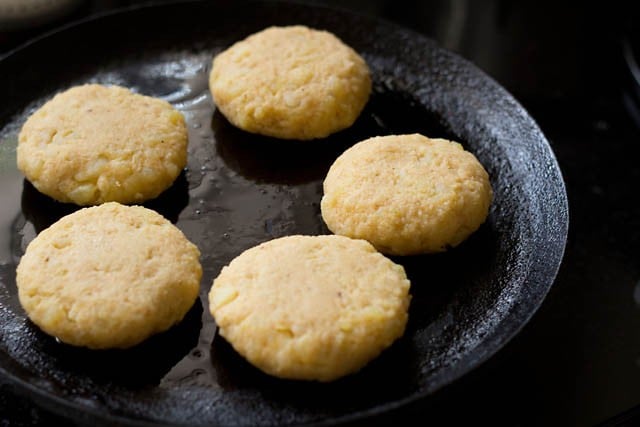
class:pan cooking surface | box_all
[0,2,567,425]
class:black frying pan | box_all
[0,1,568,425]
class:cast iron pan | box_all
[0,1,568,425]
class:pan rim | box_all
[0,1,569,425]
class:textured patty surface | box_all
[209,25,371,140]
[209,235,410,381]
[17,84,188,205]
[321,134,493,255]
[16,202,202,349]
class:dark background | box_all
[1,1,640,426]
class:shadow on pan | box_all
[24,299,203,389]
[20,172,189,233]
[212,89,458,186]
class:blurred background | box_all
[1,1,640,426]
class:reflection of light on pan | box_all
[0,0,83,31]
[0,135,21,265]
[622,38,640,128]
[89,53,213,107]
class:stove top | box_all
[1,1,639,426]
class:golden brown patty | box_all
[209,25,371,140]
[17,84,188,205]
[209,235,410,381]
[16,202,202,349]
[321,134,493,255]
